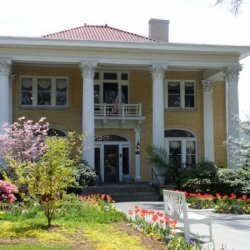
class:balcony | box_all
[94,103,145,127]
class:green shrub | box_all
[216,167,250,196]
[179,160,250,196]
[74,161,96,188]
[68,162,96,194]
[178,160,218,193]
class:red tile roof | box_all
[42,24,157,43]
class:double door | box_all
[95,144,130,183]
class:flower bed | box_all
[184,191,250,214]
[128,206,201,250]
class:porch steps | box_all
[82,183,161,202]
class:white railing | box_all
[94,103,142,118]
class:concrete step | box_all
[82,183,161,202]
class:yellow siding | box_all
[12,65,228,181]
[13,65,82,134]
[165,71,204,161]
[213,82,227,166]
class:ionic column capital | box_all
[151,64,168,81]
[0,59,12,76]
[226,64,242,83]
[202,80,214,92]
[80,62,97,78]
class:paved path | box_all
[115,201,250,250]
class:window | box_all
[21,76,68,107]
[165,129,197,168]
[47,128,66,137]
[165,81,195,109]
[94,72,129,104]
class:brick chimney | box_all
[148,18,170,42]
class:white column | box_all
[80,62,97,169]
[9,75,15,124]
[134,128,141,181]
[0,59,11,134]
[202,80,215,162]
[225,64,242,168]
[151,64,167,148]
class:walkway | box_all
[115,201,250,250]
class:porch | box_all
[94,103,142,118]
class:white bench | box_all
[163,190,213,242]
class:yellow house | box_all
[0,19,249,183]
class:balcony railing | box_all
[94,103,142,118]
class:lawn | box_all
[0,194,166,250]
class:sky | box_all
[0,0,249,120]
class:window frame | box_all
[94,71,130,104]
[165,129,198,168]
[164,80,196,109]
[20,76,69,108]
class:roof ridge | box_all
[42,24,157,42]
[104,25,157,42]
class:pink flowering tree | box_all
[0,116,49,163]
[0,180,18,203]
[0,117,84,227]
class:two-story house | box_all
[0,19,250,183]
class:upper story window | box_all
[21,77,68,107]
[94,72,129,104]
[165,80,195,109]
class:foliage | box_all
[147,145,181,185]
[226,118,250,167]
[216,0,243,15]
[73,162,96,189]
[0,180,18,203]
[167,236,202,250]
[179,160,218,193]
[0,117,49,182]
[185,192,250,214]
[0,117,48,163]
[128,206,201,250]
[9,133,82,228]
[179,160,250,196]
[216,167,250,195]
[0,244,70,250]
[128,205,176,240]
[0,194,143,250]
[57,194,125,224]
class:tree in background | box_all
[216,0,243,15]
[227,118,250,167]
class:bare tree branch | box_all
[216,0,243,15]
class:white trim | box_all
[1,36,250,59]
[20,75,69,107]
[165,129,198,166]
[165,80,196,109]
[94,71,130,104]
[95,141,131,183]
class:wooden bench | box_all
[163,190,213,242]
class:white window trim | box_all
[165,129,198,167]
[164,80,196,109]
[94,71,130,103]
[20,76,69,108]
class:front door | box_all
[104,145,119,182]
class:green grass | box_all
[0,195,147,250]
[0,244,70,250]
